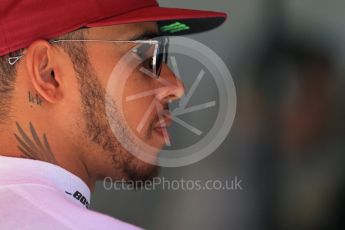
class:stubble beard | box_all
[74,58,159,183]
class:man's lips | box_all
[153,113,172,129]
[150,108,172,145]
[153,113,172,145]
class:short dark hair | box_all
[0,29,87,121]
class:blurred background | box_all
[91,0,345,229]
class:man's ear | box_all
[25,40,63,103]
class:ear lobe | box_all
[26,40,63,103]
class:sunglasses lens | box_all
[132,37,169,78]
[154,37,169,77]
[156,52,163,77]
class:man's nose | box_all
[155,64,185,103]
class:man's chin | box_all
[123,159,160,182]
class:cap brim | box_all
[86,6,227,36]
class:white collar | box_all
[0,155,91,208]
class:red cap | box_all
[0,0,227,56]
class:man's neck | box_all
[0,119,97,192]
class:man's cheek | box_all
[132,99,158,136]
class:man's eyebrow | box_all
[127,32,160,41]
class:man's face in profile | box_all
[62,22,184,182]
